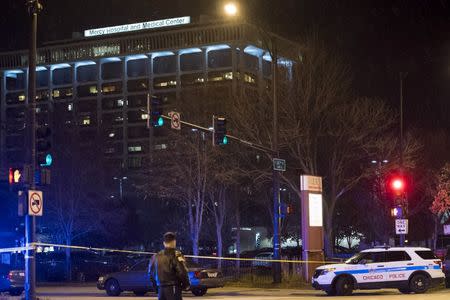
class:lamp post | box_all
[223,2,281,283]
[113,176,128,201]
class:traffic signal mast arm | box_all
[158,114,275,154]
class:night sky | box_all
[1,0,449,159]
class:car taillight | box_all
[433,260,443,270]
[194,271,202,279]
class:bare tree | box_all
[231,33,409,256]
[45,127,125,280]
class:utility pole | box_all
[25,1,42,299]
[271,38,282,284]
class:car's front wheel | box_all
[409,274,430,294]
[191,287,207,296]
[105,278,122,296]
[335,276,354,296]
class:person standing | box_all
[149,232,190,300]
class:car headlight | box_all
[320,268,336,276]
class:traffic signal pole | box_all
[271,41,282,284]
[399,72,407,247]
[25,1,42,299]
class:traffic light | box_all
[389,176,406,196]
[212,116,228,146]
[390,206,403,218]
[286,204,294,215]
[36,126,51,152]
[9,168,22,184]
[150,96,164,127]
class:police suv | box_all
[312,247,445,296]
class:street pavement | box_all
[1,286,449,300]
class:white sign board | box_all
[444,224,450,235]
[309,193,323,227]
[169,111,181,130]
[84,16,191,37]
[300,175,322,192]
[28,190,43,217]
[395,219,408,235]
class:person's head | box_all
[163,232,176,248]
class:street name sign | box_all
[273,158,286,172]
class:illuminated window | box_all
[103,85,116,93]
[53,90,60,98]
[82,116,91,125]
[117,99,124,107]
[114,116,124,123]
[89,86,98,94]
[108,132,115,138]
[209,76,223,82]
[68,103,73,111]
[155,144,168,150]
[224,72,233,80]
[244,73,256,84]
[154,80,177,88]
[141,113,148,120]
[18,94,26,102]
[128,146,142,153]
[102,82,122,94]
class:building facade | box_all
[0,20,295,183]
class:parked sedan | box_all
[0,264,24,296]
[97,259,224,297]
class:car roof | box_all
[361,247,431,252]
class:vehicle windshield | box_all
[345,252,366,264]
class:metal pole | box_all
[271,38,282,284]
[26,1,41,299]
[399,72,406,247]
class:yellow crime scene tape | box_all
[1,242,339,265]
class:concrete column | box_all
[176,51,181,101]
[122,57,128,170]
[0,72,7,178]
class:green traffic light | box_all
[45,154,53,166]
[222,136,228,145]
[157,116,164,127]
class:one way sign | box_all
[395,219,408,235]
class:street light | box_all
[113,176,128,201]
[224,2,238,17]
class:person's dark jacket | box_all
[149,248,190,288]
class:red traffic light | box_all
[389,177,406,196]
[391,178,404,190]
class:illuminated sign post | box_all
[300,175,324,282]
[84,16,191,37]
